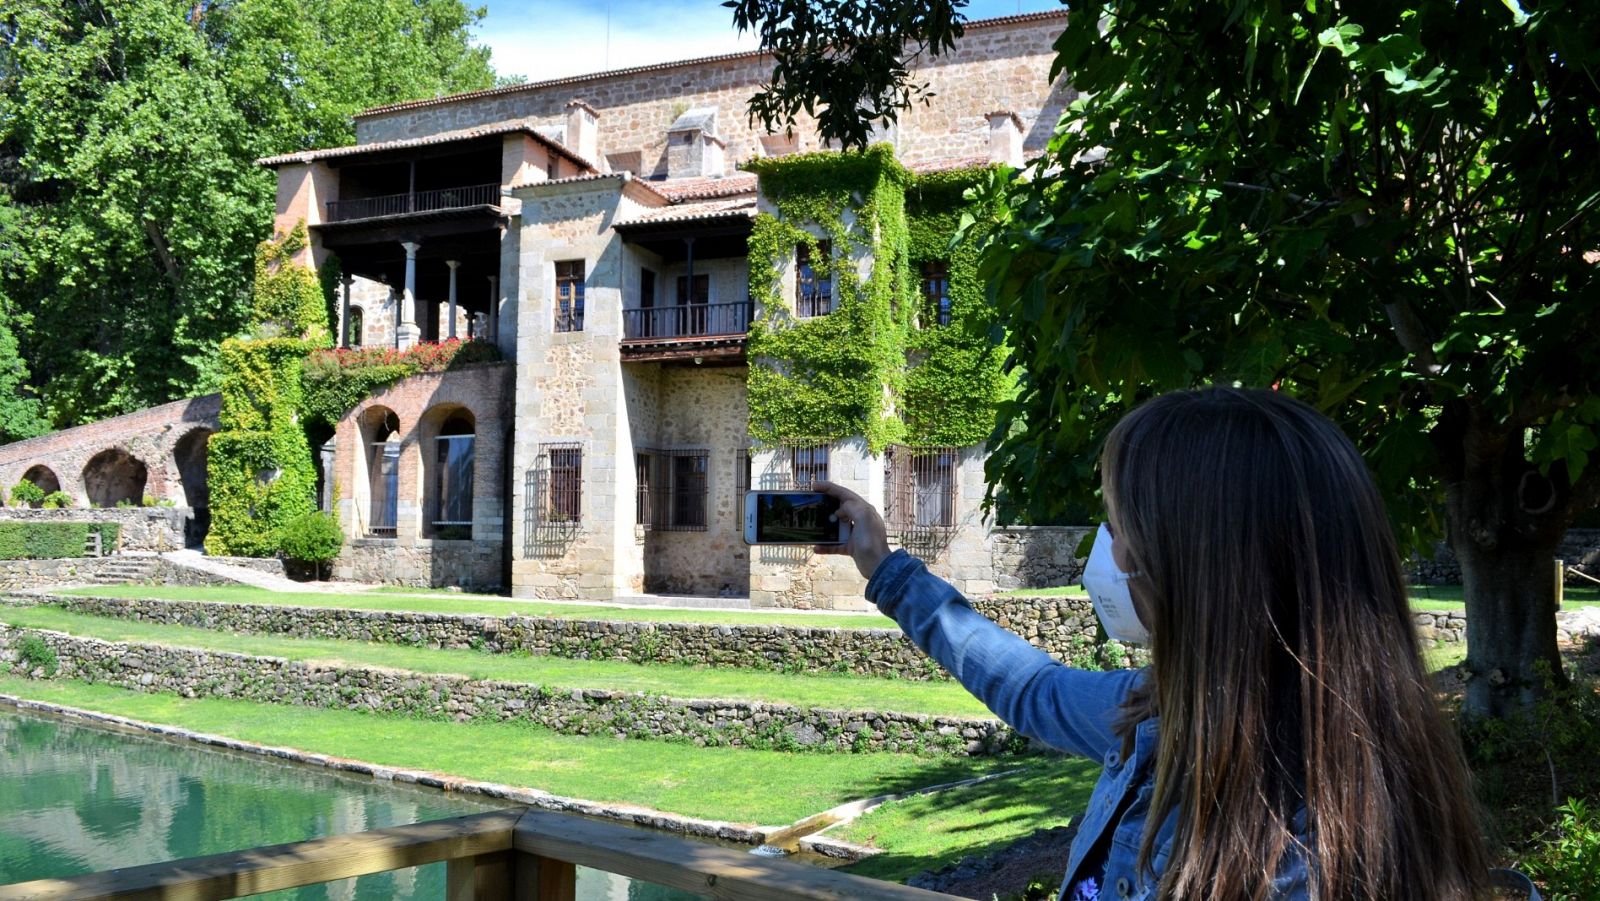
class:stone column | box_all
[339,274,353,348]
[486,274,500,343]
[445,259,461,340]
[397,241,422,349]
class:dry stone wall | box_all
[0,507,190,553]
[0,626,1020,757]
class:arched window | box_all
[432,412,475,537]
[347,306,365,347]
[358,407,401,538]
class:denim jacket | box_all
[867,550,1310,901]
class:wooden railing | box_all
[622,301,753,341]
[0,807,957,900]
[325,183,501,222]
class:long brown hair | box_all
[1100,387,1489,900]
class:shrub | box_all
[40,491,72,509]
[9,480,44,508]
[15,634,57,676]
[1523,798,1600,900]
[0,522,120,559]
[276,511,344,579]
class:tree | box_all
[0,0,494,427]
[0,191,48,443]
[734,0,1600,719]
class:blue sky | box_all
[476,0,1064,82]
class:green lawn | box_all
[53,584,897,630]
[994,586,1085,599]
[835,761,1099,883]
[0,607,991,718]
[0,676,1019,826]
[1409,583,1600,610]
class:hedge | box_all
[0,522,120,559]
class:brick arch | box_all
[82,448,148,508]
[172,428,213,509]
[354,405,403,537]
[20,464,61,496]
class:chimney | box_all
[565,99,599,166]
[986,110,1025,167]
[666,107,725,179]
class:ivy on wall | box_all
[205,224,329,557]
[300,338,503,430]
[745,146,914,451]
[745,148,1008,450]
[902,167,1010,446]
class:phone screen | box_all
[753,491,842,544]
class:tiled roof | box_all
[652,173,758,202]
[354,11,1070,119]
[257,120,596,171]
[615,195,758,228]
[511,171,670,204]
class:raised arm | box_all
[813,481,1141,760]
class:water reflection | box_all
[0,712,701,900]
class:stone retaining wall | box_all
[0,626,1020,757]
[0,558,132,591]
[1408,530,1600,585]
[0,507,190,553]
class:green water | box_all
[0,711,700,899]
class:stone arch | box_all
[172,428,213,509]
[355,406,402,537]
[82,448,148,508]
[418,404,476,539]
[20,464,61,496]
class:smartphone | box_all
[743,490,851,545]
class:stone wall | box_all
[354,13,1073,175]
[985,527,1092,591]
[0,395,219,510]
[0,558,130,591]
[1407,530,1600,585]
[0,507,190,553]
[0,626,1019,757]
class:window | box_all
[885,446,958,538]
[796,241,832,317]
[675,273,710,335]
[555,260,585,332]
[369,440,399,537]
[670,453,709,528]
[544,445,582,523]
[736,448,751,499]
[635,452,653,527]
[432,414,475,533]
[347,307,364,347]
[921,261,951,327]
[790,445,829,488]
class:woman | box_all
[818,387,1500,900]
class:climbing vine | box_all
[205,224,328,557]
[744,149,1007,450]
[902,167,1010,446]
[300,338,502,430]
[745,146,914,451]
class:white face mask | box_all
[1081,524,1150,645]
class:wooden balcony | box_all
[0,806,958,901]
[620,301,752,364]
[326,184,502,223]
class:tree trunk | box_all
[1440,405,1570,720]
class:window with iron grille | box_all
[921,261,951,327]
[796,241,832,317]
[736,448,751,499]
[790,444,829,488]
[530,443,582,524]
[885,446,959,555]
[555,260,585,332]
[637,448,710,531]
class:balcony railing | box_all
[0,806,959,900]
[622,301,752,341]
[326,183,501,222]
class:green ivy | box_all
[745,145,914,451]
[744,148,1006,450]
[205,225,327,557]
[902,167,1011,446]
[300,338,502,431]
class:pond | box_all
[0,710,700,899]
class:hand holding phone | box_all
[744,491,851,546]
[809,481,894,581]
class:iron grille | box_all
[795,241,832,317]
[637,448,710,531]
[788,443,830,488]
[885,445,959,557]
[525,442,582,558]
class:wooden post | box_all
[513,853,576,901]
[447,850,515,901]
